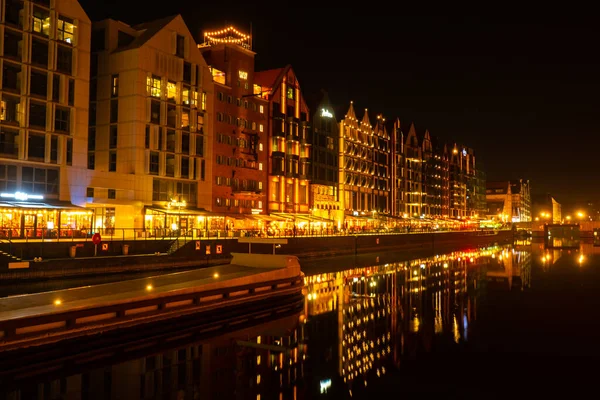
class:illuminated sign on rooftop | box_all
[321,108,333,118]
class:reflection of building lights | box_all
[146,284,153,291]
[579,255,585,264]
[54,299,62,305]
[413,270,418,276]
[443,263,448,268]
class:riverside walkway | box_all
[0,253,303,351]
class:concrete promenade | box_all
[0,253,304,351]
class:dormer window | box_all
[57,16,75,44]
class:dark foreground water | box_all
[3,240,600,399]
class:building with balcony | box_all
[254,65,310,216]
[307,90,341,228]
[0,0,91,239]
[402,123,423,218]
[88,15,213,234]
[198,26,268,230]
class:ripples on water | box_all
[3,240,600,399]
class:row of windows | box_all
[216,92,264,113]
[215,197,262,209]
[0,97,71,133]
[214,176,262,191]
[0,162,59,195]
[0,126,72,164]
[4,1,75,44]
[152,178,197,203]
[215,155,262,170]
[86,187,117,200]
[216,133,263,151]
[2,31,74,75]
[145,75,206,109]
[2,62,75,101]
[216,112,263,132]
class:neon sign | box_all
[321,108,333,118]
[1,192,44,201]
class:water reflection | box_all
[2,245,539,399]
[303,244,532,397]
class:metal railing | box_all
[0,226,504,243]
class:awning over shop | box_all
[145,206,223,216]
[0,201,86,210]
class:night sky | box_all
[78,2,600,208]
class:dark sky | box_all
[78,2,600,208]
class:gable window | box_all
[56,46,73,74]
[176,35,185,58]
[30,70,48,97]
[0,127,19,158]
[149,152,159,175]
[109,151,117,172]
[111,75,119,97]
[109,125,118,148]
[1,95,20,125]
[29,102,46,129]
[31,39,48,68]
[57,16,75,44]
[32,7,50,36]
[28,133,45,161]
[167,82,176,102]
[54,107,70,133]
[148,76,161,97]
[3,29,22,59]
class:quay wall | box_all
[0,230,513,281]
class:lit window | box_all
[259,143,263,151]
[259,124,263,132]
[287,87,294,99]
[111,74,119,97]
[182,86,190,105]
[167,82,176,102]
[57,16,75,44]
[147,76,161,97]
[259,105,264,114]
[258,200,262,208]
[201,92,207,110]
[210,67,226,85]
[32,8,50,36]
[258,163,263,171]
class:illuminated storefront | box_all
[0,192,92,238]
[143,202,224,237]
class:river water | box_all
[3,240,600,399]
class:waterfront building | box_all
[371,114,391,217]
[421,130,443,217]
[402,123,423,218]
[254,66,310,217]
[0,0,92,238]
[198,26,268,231]
[307,90,341,229]
[88,15,214,234]
[474,168,487,218]
[449,144,476,218]
[532,193,560,224]
[338,102,380,229]
[391,119,404,218]
[510,179,531,222]
[486,179,531,223]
